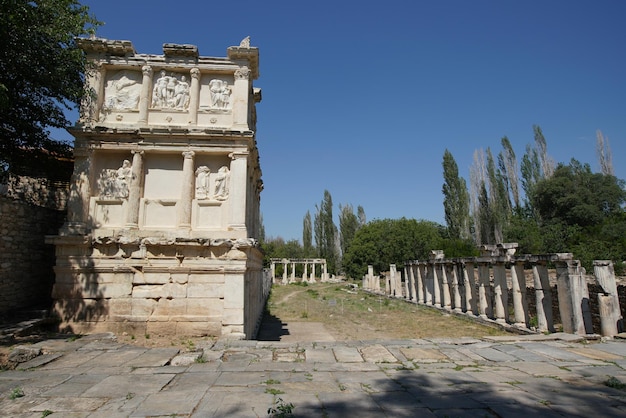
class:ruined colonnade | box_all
[362,243,624,337]
[269,258,329,284]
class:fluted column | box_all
[270,261,276,283]
[463,261,478,315]
[451,264,462,313]
[188,67,200,125]
[441,263,451,310]
[594,260,623,336]
[510,260,529,327]
[477,261,492,319]
[555,256,593,335]
[408,264,417,302]
[493,259,508,323]
[282,261,288,285]
[229,152,248,232]
[138,65,153,123]
[290,262,296,283]
[302,262,308,281]
[532,261,554,332]
[177,151,195,229]
[432,263,441,307]
[125,150,144,228]
[322,262,328,282]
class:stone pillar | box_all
[228,152,248,231]
[594,260,624,336]
[493,259,508,323]
[477,261,492,319]
[80,63,105,124]
[440,263,452,310]
[367,265,374,291]
[432,263,441,307]
[309,262,315,282]
[555,256,593,335]
[532,261,554,332]
[390,264,399,297]
[290,262,296,283]
[322,262,328,282]
[417,264,426,304]
[270,261,276,283]
[282,261,288,285]
[451,264,462,313]
[463,261,478,315]
[302,262,308,281]
[63,149,92,234]
[138,65,153,123]
[510,260,529,327]
[424,264,433,305]
[125,150,144,228]
[408,264,417,302]
[232,66,250,129]
[403,266,410,300]
[188,67,200,125]
[177,151,195,229]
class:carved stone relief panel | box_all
[194,164,230,201]
[199,76,233,112]
[102,70,142,111]
[151,70,191,110]
[97,159,132,199]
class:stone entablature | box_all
[48,38,267,339]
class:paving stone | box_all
[132,390,205,416]
[399,347,448,362]
[360,344,398,363]
[332,346,364,363]
[470,346,518,362]
[125,347,180,367]
[81,373,175,398]
[29,396,108,412]
[306,347,337,363]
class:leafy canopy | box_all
[0,0,100,171]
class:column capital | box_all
[131,149,144,156]
[228,151,249,160]
[182,150,195,159]
[142,64,153,77]
[190,67,200,79]
[234,66,250,80]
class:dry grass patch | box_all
[265,282,510,340]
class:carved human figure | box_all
[214,166,230,200]
[105,71,140,110]
[152,70,170,108]
[115,160,132,199]
[195,166,211,199]
[174,75,190,109]
[209,79,231,109]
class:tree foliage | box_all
[342,218,444,279]
[442,149,470,240]
[302,211,313,256]
[0,0,100,173]
[314,190,338,273]
[338,203,359,256]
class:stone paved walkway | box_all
[1,333,626,417]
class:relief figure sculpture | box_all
[104,71,141,111]
[152,71,190,110]
[214,166,230,200]
[195,166,211,200]
[97,159,132,199]
[209,79,231,109]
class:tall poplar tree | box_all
[302,211,313,256]
[339,203,359,256]
[314,190,338,273]
[442,149,470,239]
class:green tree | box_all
[498,136,520,210]
[0,0,100,174]
[302,211,313,256]
[442,149,470,239]
[338,203,359,256]
[314,190,338,273]
[342,218,443,279]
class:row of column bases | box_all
[362,244,624,337]
[269,259,329,284]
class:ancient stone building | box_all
[47,37,269,339]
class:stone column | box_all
[493,259,508,323]
[290,262,296,283]
[62,149,92,234]
[424,264,433,304]
[440,263,451,310]
[322,262,328,282]
[594,260,624,336]
[367,265,374,291]
[477,261,492,319]
[282,261,288,285]
[417,264,426,304]
[408,264,417,302]
[177,151,195,229]
[270,261,276,283]
[451,264,462,313]
[125,150,144,228]
[302,262,308,281]
[228,152,248,231]
[138,65,153,123]
[80,63,105,124]
[463,261,478,315]
[532,261,554,332]
[555,256,593,335]
[232,66,250,129]
[432,263,441,307]
[188,67,200,125]
[510,260,529,327]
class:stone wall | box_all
[0,184,66,316]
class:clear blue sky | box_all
[58,0,626,242]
